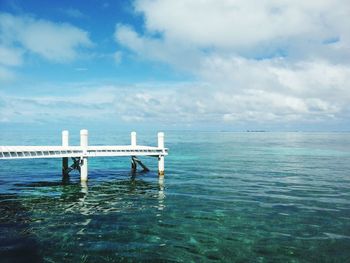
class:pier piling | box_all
[158,132,165,176]
[130,131,137,173]
[62,130,69,177]
[131,131,137,147]
[80,129,88,181]
[131,131,137,172]
[0,130,167,181]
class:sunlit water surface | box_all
[0,131,350,262]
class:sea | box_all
[0,130,350,262]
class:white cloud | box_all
[1,1,349,129]
[0,87,117,123]
[0,12,93,82]
[115,24,202,71]
[116,0,350,64]
[0,45,22,82]
[0,45,23,66]
[0,66,15,81]
[0,12,93,63]
[113,0,350,129]
[0,79,347,128]
[134,0,350,55]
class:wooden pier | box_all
[0,130,168,181]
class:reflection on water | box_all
[0,173,168,262]
[158,177,165,212]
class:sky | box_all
[0,0,349,131]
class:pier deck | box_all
[0,145,167,159]
[0,130,167,181]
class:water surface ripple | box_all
[0,131,350,262]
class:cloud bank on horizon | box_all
[0,0,349,130]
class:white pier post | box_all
[62,130,69,177]
[80,129,88,181]
[131,131,137,172]
[158,132,165,177]
[131,131,137,146]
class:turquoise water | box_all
[1,131,350,262]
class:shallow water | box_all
[1,131,350,262]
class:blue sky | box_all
[1,0,349,131]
